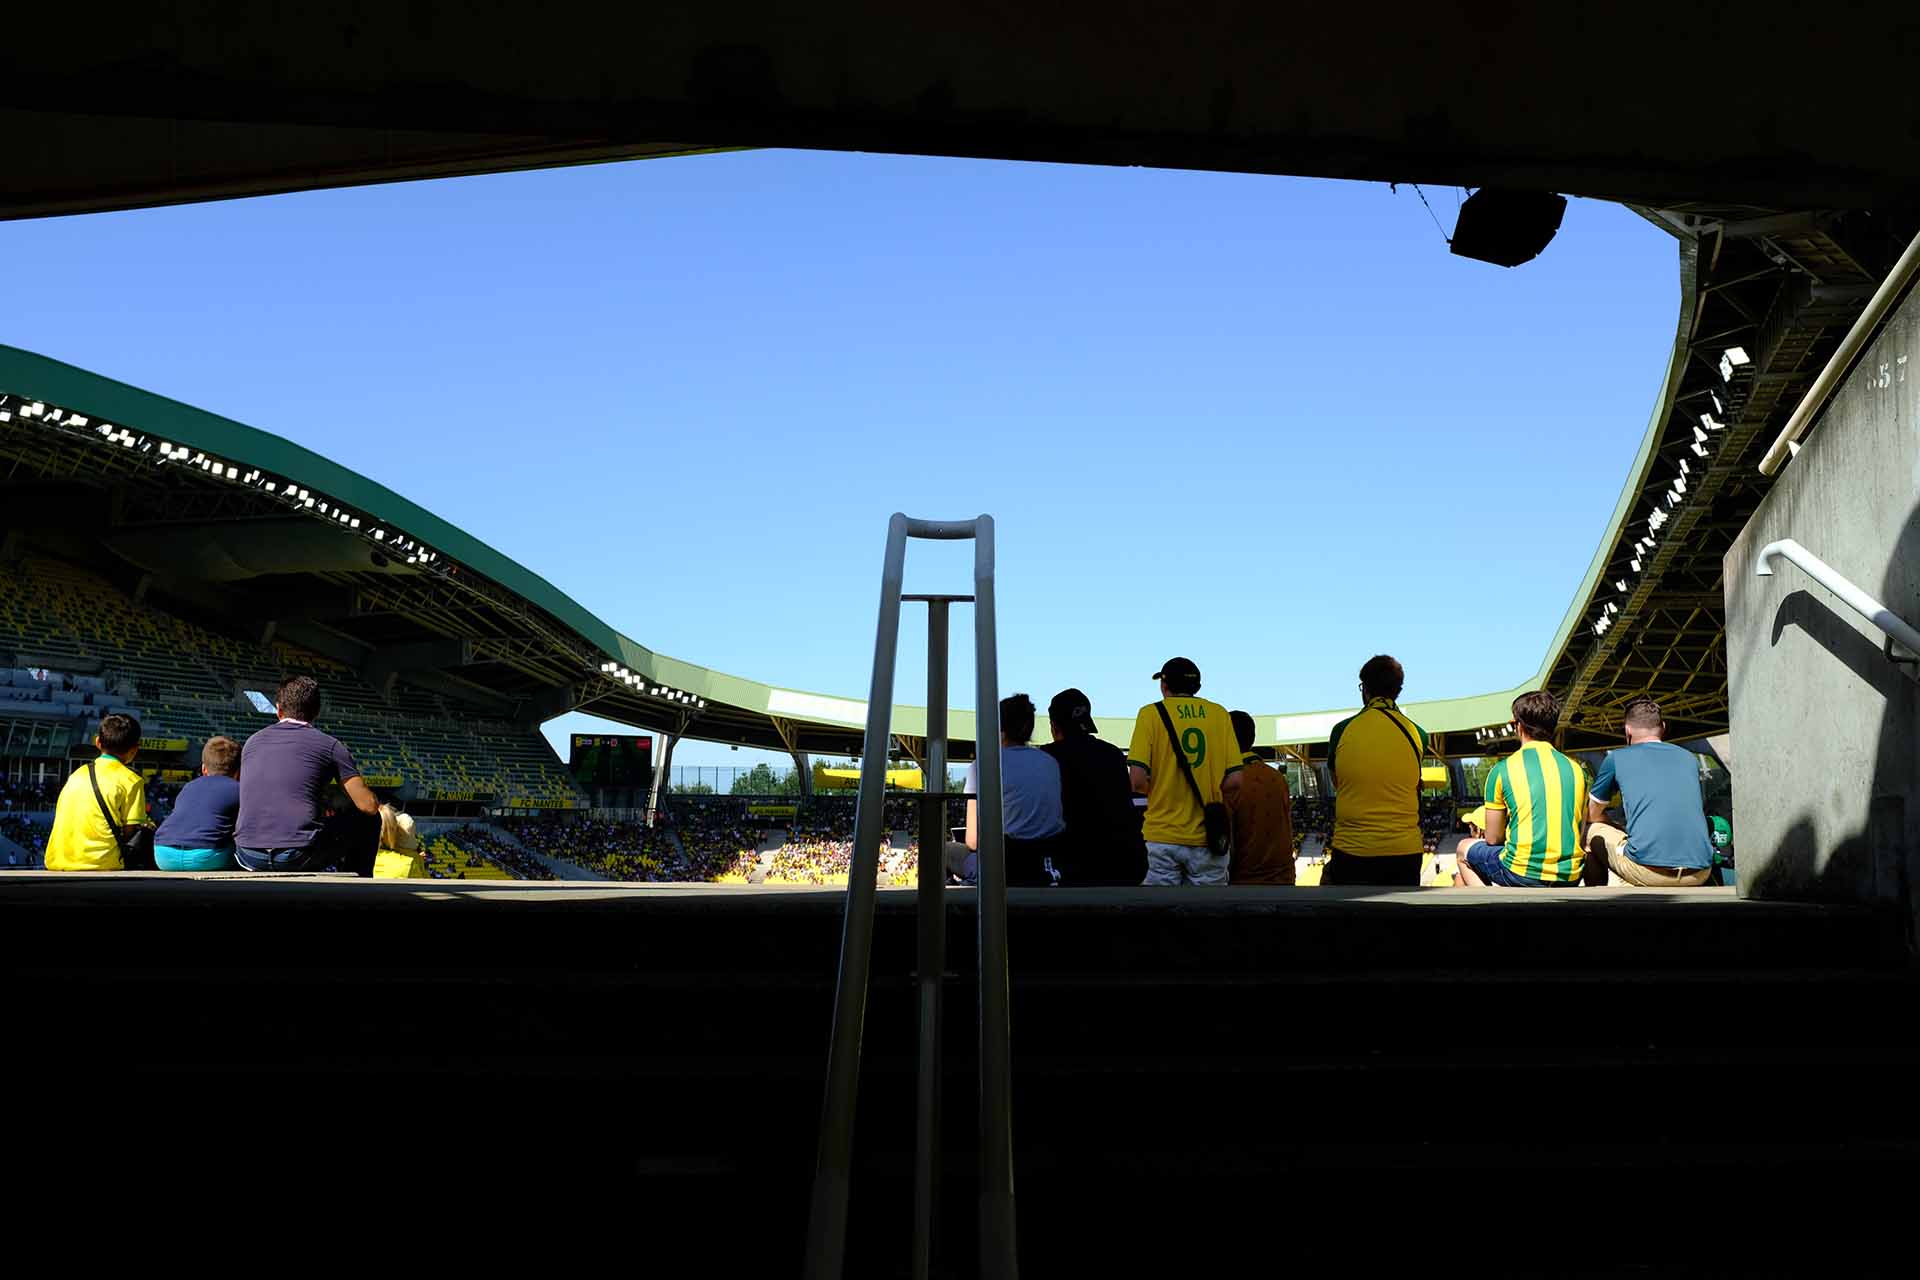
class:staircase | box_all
[7,876,1913,1271]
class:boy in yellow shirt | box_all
[43,713,148,871]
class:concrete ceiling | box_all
[7,5,1920,220]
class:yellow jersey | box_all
[1127,696,1243,847]
[1326,697,1427,856]
[44,755,147,872]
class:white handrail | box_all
[1757,227,1920,476]
[1754,538,1920,658]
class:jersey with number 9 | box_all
[1127,695,1245,847]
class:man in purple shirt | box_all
[235,675,381,874]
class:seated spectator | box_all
[1453,690,1587,888]
[153,736,242,871]
[374,804,427,878]
[1585,697,1714,888]
[43,713,150,871]
[1040,687,1146,886]
[1226,710,1296,885]
[944,693,1066,887]
[235,675,381,874]
[1325,655,1428,886]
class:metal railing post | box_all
[913,599,950,1280]
[972,514,1019,1279]
[805,514,909,1279]
[806,513,1016,1279]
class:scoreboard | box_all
[569,734,654,788]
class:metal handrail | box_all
[805,513,1016,1280]
[1754,538,1920,659]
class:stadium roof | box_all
[2,204,1912,762]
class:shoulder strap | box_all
[1154,701,1209,812]
[1372,705,1423,776]
[85,761,130,858]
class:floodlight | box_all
[370,528,381,539]
[1606,602,1618,615]
[0,411,10,422]
[70,415,88,427]
[1724,346,1750,366]
[1693,426,1709,444]
[1675,476,1687,493]
[303,498,315,508]
[28,402,43,416]
[1691,442,1708,458]
[1710,392,1723,414]
[1615,579,1627,592]
[1630,558,1642,572]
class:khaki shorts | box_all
[1588,822,1712,888]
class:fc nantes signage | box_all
[140,737,189,753]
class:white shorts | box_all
[1144,841,1229,886]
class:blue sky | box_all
[1,150,1676,766]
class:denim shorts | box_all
[1463,840,1559,888]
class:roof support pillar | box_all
[772,715,815,798]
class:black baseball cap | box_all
[1047,688,1098,734]
[1152,657,1201,684]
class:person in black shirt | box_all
[1041,687,1148,886]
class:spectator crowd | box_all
[14,654,1723,893]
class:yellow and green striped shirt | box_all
[1483,740,1585,883]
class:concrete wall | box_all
[1726,288,1920,913]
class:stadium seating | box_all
[421,831,516,880]
[0,555,584,809]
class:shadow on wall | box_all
[1746,500,1920,915]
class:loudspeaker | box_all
[1449,188,1568,267]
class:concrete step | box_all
[9,874,1915,1271]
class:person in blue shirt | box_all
[944,693,1067,887]
[153,736,242,871]
[1585,698,1713,888]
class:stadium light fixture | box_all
[1606,602,1618,615]
[1674,475,1687,494]
[0,410,11,422]
[1679,458,1690,476]
[303,498,315,508]
[1615,579,1628,592]
[70,415,88,427]
[28,402,44,416]
[1724,346,1750,367]
[1693,425,1710,444]
[1690,442,1708,458]
[1630,558,1642,573]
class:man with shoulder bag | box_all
[43,712,156,871]
[1127,657,1242,886]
